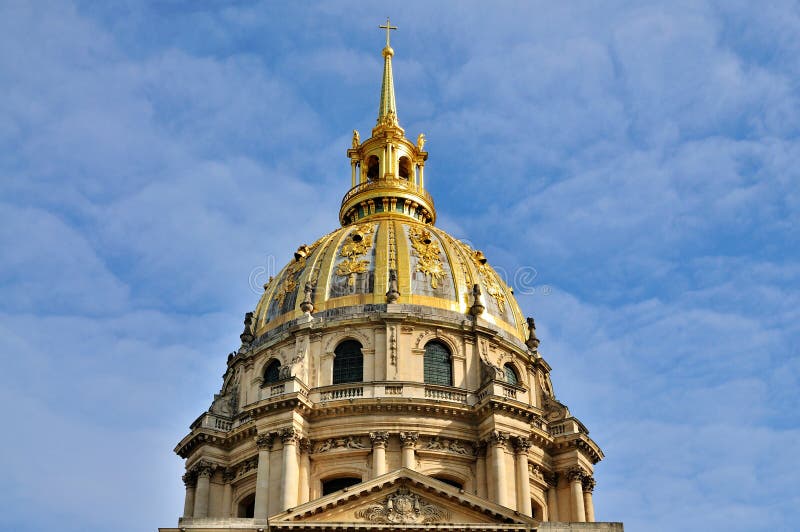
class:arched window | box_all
[424,341,452,386]
[236,493,255,518]
[263,359,281,384]
[366,155,380,181]
[398,156,411,179]
[504,363,519,386]
[333,340,363,384]
[322,476,361,495]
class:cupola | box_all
[341,18,433,226]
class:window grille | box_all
[504,363,519,385]
[424,341,452,386]
[263,359,281,384]
[333,340,363,384]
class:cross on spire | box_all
[379,17,397,48]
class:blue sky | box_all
[1,1,797,531]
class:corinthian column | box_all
[488,431,509,507]
[399,432,418,470]
[474,441,487,498]
[512,437,532,516]
[253,432,273,520]
[192,461,215,518]
[280,428,300,511]
[582,476,596,522]
[545,473,559,521]
[182,472,196,518]
[221,468,235,518]
[298,439,311,504]
[567,468,586,522]
[370,431,389,477]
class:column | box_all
[399,431,418,470]
[568,468,586,522]
[281,428,300,510]
[253,432,273,520]
[192,461,214,518]
[351,160,357,187]
[545,473,559,521]
[419,164,424,188]
[474,441,487,498]
[370,431,389,477]
[182,472,196,518]
[489,431,509,507]
[513,437,532,516]
[582,476,596,522]
[299,439,311,504]
[221,468,235,518]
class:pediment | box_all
[271,468,537,528]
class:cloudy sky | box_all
[1,1,797,531]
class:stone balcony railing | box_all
[194,378,533,433]
[308,381,472,405]
[548,418,584,437]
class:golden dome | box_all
[252,21,528,347]
[253,218,528,343]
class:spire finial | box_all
[376,17,399,127]
[379,17,397,48]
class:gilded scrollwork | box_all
[408,226,446,288]
[335,223,376,286]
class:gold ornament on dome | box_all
[275,276,297,306]
[463,243,508,313]
[409,226,446,289]
[335,223,375,286]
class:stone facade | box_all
[160,20,622,532]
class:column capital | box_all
[280,427,300,445]
[582,475,596,493]
[182,471,197,488]
[222,468,236,483]
[566,467,586,483]
[299,438,313,454]
[255,432,274,450]
[545,472,559,488]
[370,431,390,448]
[512,436,531,453]
[193,459,216,478]
[488,430,509,446]
[399,431,419,448]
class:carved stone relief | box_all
[355,487,450,524]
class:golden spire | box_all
[341,19,431,227]
[377,17,398,127]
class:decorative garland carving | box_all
[454,241,508,313]
[314,436,368,453]
[408,226,446,288]
[336,223,376,286]
[355,487,449,524]
[323,327,373,353]
[423,437,471,455]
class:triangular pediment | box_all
[271,468,538,529]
